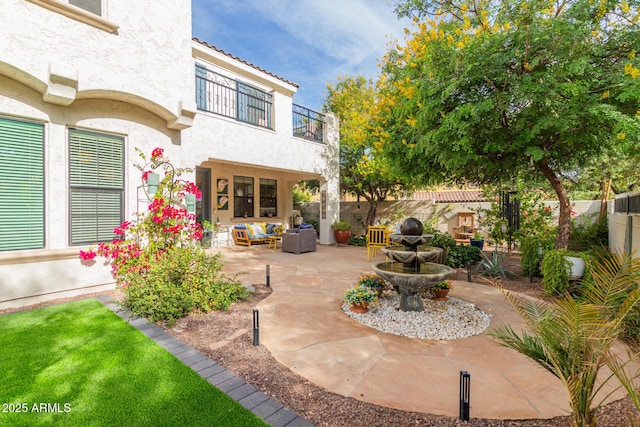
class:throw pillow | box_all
[248,223,265,237]
[266,223,275,234]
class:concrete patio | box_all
[214,243,638,421]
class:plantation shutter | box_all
[69,128,124,245]
[0,117,44,251]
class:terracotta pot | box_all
[334,230,351,245]
[350,302,369,313]
[432,289,450,301]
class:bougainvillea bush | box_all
[80,148,248,325]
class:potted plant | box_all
[272,224,285,236]
[431,280,453,301]
[200,220,215,247]
[470,232,485,249]
[332,220,351,245]
[343,285,378,313]
[356,273,387,296]
[540,249,586,296]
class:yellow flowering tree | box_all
[324,75,419,227]
[380,0,640,249]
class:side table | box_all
[268,235,282,251]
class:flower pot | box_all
[350,302,369,313]
[334,230,351,245]
[470,239,485,250]
[566,256,585,279]
[432,289,450,301]
[201,230,213,247]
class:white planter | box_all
[566,256,585,279]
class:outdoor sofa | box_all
[232,222,282,246]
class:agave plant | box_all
[489,250,640,427]
[475,250,514,277]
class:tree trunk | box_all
[538,158,571,249]
[366,203,378,229]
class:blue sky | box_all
[191,0,411,112]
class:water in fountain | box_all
[372,218,453,311]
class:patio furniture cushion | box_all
[247,223,267,238]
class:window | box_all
[260,179,277,218]
[0,117,44,251]
[69,128,123,245]
[26,0,117,33]
[69,0,101,16]
[233,176,253,218]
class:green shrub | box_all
[446,245,482,268]
[349,234,366,246]
[521,235,555,277]
[424,227,456,250]
[569,214,608,251]
[120,247,248,326]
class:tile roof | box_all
[403,190,486,203]
[193,38,300,88]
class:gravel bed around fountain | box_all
[342,292,491,340]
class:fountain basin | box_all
[373,262,453,311]
[380,245,442,266]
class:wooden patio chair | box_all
[366,225,389,261]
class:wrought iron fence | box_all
[292,104,324,143]
[195,65,272,129]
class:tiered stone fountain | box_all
[373,218,453,311]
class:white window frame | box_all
[26,0,118,33]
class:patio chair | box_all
[366,225,389,261]
[282,228,317,254]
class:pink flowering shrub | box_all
[80,148,247,325]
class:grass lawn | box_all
[0,299,268,426]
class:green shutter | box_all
[69,129,123,245]
[0,117,44,251]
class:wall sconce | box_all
[185,194,196,213]
[147,173,160,195]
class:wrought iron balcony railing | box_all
[195,64,272,129]
[292,104,324,143]
[195,65,325,143]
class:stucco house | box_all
[0,0,340,309]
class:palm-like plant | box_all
[489,250,640,427]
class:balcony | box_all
[292,104,324,143]
[196,64,272,129]
[195,64,325,143]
